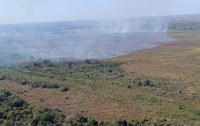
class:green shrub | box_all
[0,90,33,125]
[0,90,11,103]
[143,79,152,86]
[116,119,128,126]
[193,110,200,116]
[61,86,69,92]
[133,94,145,101]
[6,97,25,108]
[41,83,59,89]
[133,77,153,87]
[20,79,29,85]
[30,83,40,88]
[32,108,56,126]
[148,97,161,104]
[76,114,88,123]
[136,80,142,87]
[127,84,132,89]
[0,75,6,80]
[0,112,3,118]
[88,118,98,126]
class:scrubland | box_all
[1,16,200,125]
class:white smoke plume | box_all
[0,17,174,65]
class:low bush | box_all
[0,90,33,126]
[127,84,132,89]
[0,90,11,103]
[60,86,69,92]
[148,97,161,104]
[116,119,128,126]
[143,79,152,86]
[20,79,30,85]
[30,83,40,88]
[65,114,100,126]
[0,75,6,80]
[8,97,25,108]
[133,77,153,87]
[41,83,59,89]
[32,108,55,126]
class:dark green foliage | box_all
[0,72,60,89]
[0,90,33,126]
[0,112,3,118]
[28,82,59,89]
[20,79,30,85]
[127,84,132,89]
[143,79,151,86]
[148,97,161,104]
[0,90,66,126]
[84,59,91,64]
[133,77,152,87]
[0,90,11,103]
[192,110,200,116]
[116,119,128,126]
[40,83,59,89]
[132,94,145,101]
[63,60,124,77]
[76,114,88,123]
[6,97,25,108]
[0,75,6,80]
[169,20,200,31]
[30,83,40,88]
[88,118,98,126]
[0,60,124,91]
[137,80,143,87]
[31,108,64,126]
[132,78,141,87]
[29,59,54,68]
[61,86,69,92]
[65,114,101,126]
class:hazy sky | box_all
[0,0,200,24]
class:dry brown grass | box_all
[105,31,200,93]
[0,80,140,121]
[108,42,200,79]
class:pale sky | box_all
[0,0,200,24]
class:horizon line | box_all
[0,13,200,26]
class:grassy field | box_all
[1,16,200,125]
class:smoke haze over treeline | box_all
[0,0,199,65]
[0,17,176,65]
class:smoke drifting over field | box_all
[99,18,169,33]
[0,17,174,65]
